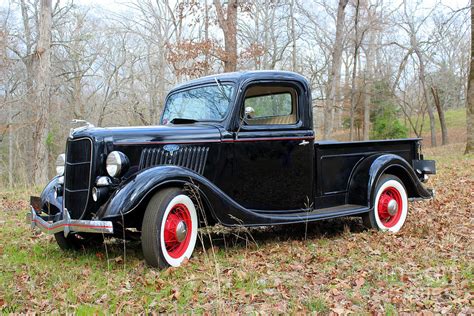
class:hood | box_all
[70,123,223,144]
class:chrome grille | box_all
[64,138,93,219]
[139,146,209,175]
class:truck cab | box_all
[28,71,435,268]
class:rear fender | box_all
[347,154,432,208]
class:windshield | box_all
[161,84,234,124]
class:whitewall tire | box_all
[142,188,198,268]
[363,175,408,233]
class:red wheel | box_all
[376,186,403,228]
[163,203,193,259]
[142,188,198,268]
[363,175,408,232]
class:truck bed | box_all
[314,138,421,208]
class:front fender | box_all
[97,166,220,221]
[347,154,432,208]
[97,165,287,226]
[40,176,63,214]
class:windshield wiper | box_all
[214,78,231,103]
[170,118,199,124]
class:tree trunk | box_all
[253,2,260,69]
[338,58,351,132]
[20,0,36,173]
[324,0,348,140]
[413,47,436,146]
[290,0,297,72]
[1,30,13,187]
[263,3,273,69]
[349,0,360,141]
[8,112,13,187]
[19,0,34,96]
[5,82,13,187]
[204,0,210,75]
[214,0,238,72]
[362,29,376,140]
[32,0,52,185]
[431,86,448,145]
[466,2,474,154]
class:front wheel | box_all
[54,232,104,250]
[141,188,198,268]
[363,174,408,233]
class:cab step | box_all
[254,204,369,223]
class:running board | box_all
[253,204,369,224]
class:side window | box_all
[244,85,298,125]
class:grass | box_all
[405,108,467,146]
[418,107,466,130]
[330,108,467,146]
[305,297,329,313]
[0,136,473,313]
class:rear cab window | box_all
[244,85,298,125]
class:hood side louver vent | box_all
[139,146,209,175]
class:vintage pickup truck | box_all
[28,71,435,268]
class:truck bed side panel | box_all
[314,139,419,207]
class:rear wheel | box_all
[363,174,408,233]
[141,188,198,268]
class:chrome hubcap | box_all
[175,221,187,242]
[387,199,398,216]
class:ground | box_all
[0,119,473,313]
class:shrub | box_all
[371,111,408,139]
[370,80,408,140]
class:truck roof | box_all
[169,70,310,94]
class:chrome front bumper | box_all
[27,207,114,237]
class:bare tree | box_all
[361,4,378,141]
[466,2,474,154]
[349,0,362,141]
[324,0,348,139]
[214,0,238,72]
[0,0,470,186]
[401,2,437,146]
[289,0,297,71]
[32,0,52,185]
[431,86,448,145]
[0,24,15,187]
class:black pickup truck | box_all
[28,71,435,268]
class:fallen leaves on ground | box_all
[0,143,472,314]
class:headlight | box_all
[55,154,65,176]
[106,151,129,177]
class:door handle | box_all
[299,140,309,146]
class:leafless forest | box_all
[0,0,471,187]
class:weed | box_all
[384,303,398,316]
[305,297,329,313]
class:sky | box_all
[0,0,469,11]
[64,0,470,11]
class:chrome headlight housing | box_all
[55,153,66,176]
[106,151,129,177]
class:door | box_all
[231,82,314,211]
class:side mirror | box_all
[245,106,255,119]
[236,106,255,138]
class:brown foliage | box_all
[166,40,215,78]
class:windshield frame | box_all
[160,81,237,125]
